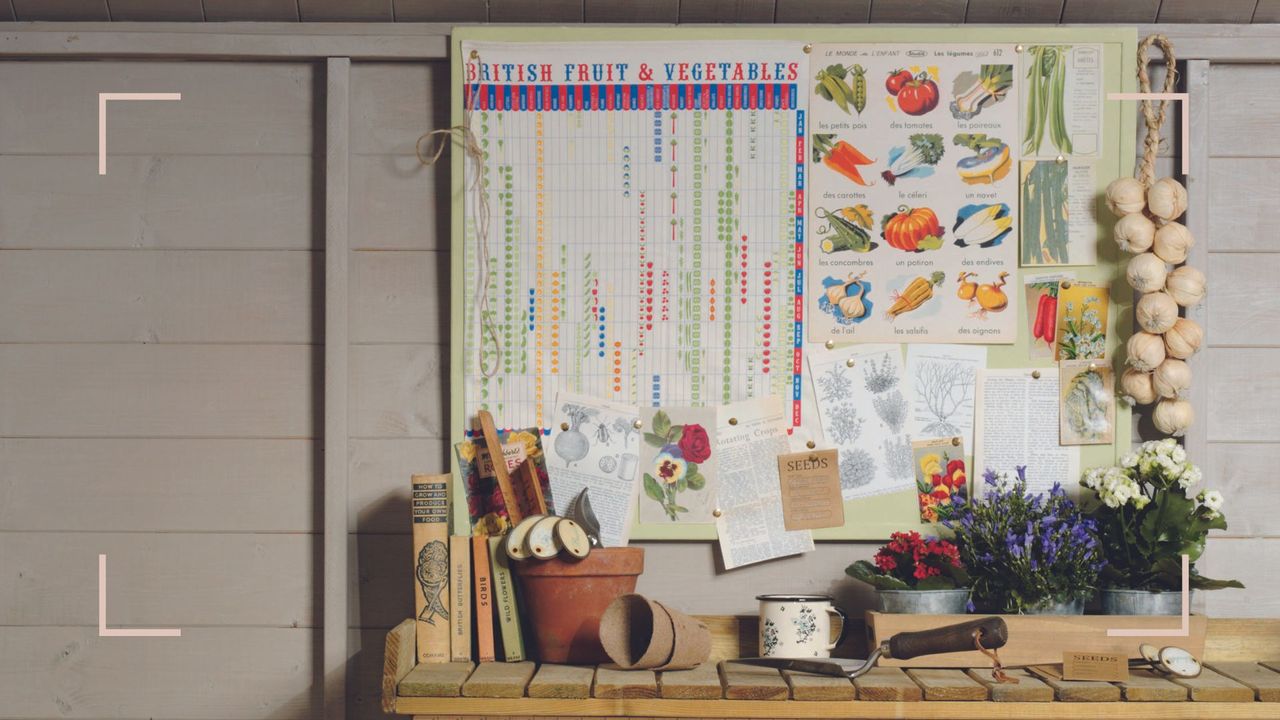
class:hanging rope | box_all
[1135,35,1178,187]
[416,49,501,378]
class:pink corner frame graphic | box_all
[98,554,181,637]
[97,92,182,175]
[1106,554,1190,637]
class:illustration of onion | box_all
[554,404,593,466]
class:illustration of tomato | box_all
[897,73,940,116]
[881,205,945,252]
[885,69,912,96]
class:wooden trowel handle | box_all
[886,617,1008,660]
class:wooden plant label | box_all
[777,449,844,531]
[1063,651,1129,682]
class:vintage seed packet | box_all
[912,436,967,524]
[1063,651,1128,682]
[638,406,719,524]
[1059,359,1115,446]
[777,449,844,531]
[1024,272,1074,360]
[1055,280,1109,361]
[454,429,551,536]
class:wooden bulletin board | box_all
[449,25,1138,540]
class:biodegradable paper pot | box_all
[512,547,644,663]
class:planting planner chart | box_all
[807,43,1021,345]
[460,41,810,433]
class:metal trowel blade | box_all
[568,488,602,547]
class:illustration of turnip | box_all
[555,404,596,466]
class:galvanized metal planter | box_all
[1020,597,1086,615]
[1100,588,1187,616]
[875,588,970,614]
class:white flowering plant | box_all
[1081,439,1243,591]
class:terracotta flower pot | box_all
[512,547,644,663]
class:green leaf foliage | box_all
[686,471,706,491]
[652,410,672,438]
[643,474,664,502]
[643,432,668,449]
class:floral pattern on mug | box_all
[762,618,779,656]
[792,606,817,644]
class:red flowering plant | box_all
[642,410,711,521]
[845,531,970,590]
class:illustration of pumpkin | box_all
[881,205,944,252]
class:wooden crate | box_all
[867,610,1208,668]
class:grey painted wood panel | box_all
[1207,253,1278,346]
[1158,0,1260,23]
[584,0,680,22]
[203,0,301,21]
[0,62,315,155]
[299,0,392,21]
[0,155,315,250]
[0,532,315,626]
[1206,348,1280,442]
[1207,443,1280,538]
[1182,61,1210,477]
[679,0,777,23]
[870,0,968,22]
[774,0,870,22]
[0,626,318,718]
[1060,0,1159,22]
[348,628,394,720]
[1208,157,1272,251]
[0,438,316,533]
[350,61,445,157]
[1197,538,1277,617]
[348,344,445,439]
[108,0,205,21]
[1210,65,1280,158]
[0,1,14,21]
[350,251,445,344]
[966,0,1062,23]
[0,344,317,437]
[394,0,488,21]
[11,0,109,20]
[350,153,444,251]
[0,250,318,343]
[489,0,585,22]
[348,437,448,533]
[349,532,413,628]
[1255,0,1280,21]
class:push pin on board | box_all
[728,417,738,426]
[846,358,856,367]
[952,437,961,447]
[712,508,723,518]
[1032,370,1042,379]
[1056,154,1067,164]
[1015,44,1025,53]
[825,340,835,350]
[560,422,570,431]
[803,43,813,54]
[1061,280,1072,289]
[806,440,817,450]
[633,419,643,430]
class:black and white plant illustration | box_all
[863,354,901,394]
[872,390,908,433]
[611,416,639,446]
[599,455,619,474]
[915,360,975,437]
[554,403,598,466]
[840,447,876,490]
[817,362,855,398]
[883,435,913,482]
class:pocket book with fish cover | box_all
[488,536,525,662]
[412,474,451,663]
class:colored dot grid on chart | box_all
[462,74,805,434]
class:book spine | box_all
[487,536,525,662]
[411,474,451,663]
[471,534,496,662]
[448,536,472,662]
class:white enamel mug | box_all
[756,594,847,658]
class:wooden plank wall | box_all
[2,21,1279,720]
[0,60,322,718]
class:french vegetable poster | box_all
[807,43,1020,344]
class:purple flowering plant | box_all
[942,466,1106,613]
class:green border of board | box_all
[450,25,1138,540]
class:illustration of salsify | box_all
[459,42,808,432]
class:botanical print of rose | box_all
[638,407,719,523]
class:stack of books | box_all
[412,474,526,664]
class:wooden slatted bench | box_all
[382,616,1280,718]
